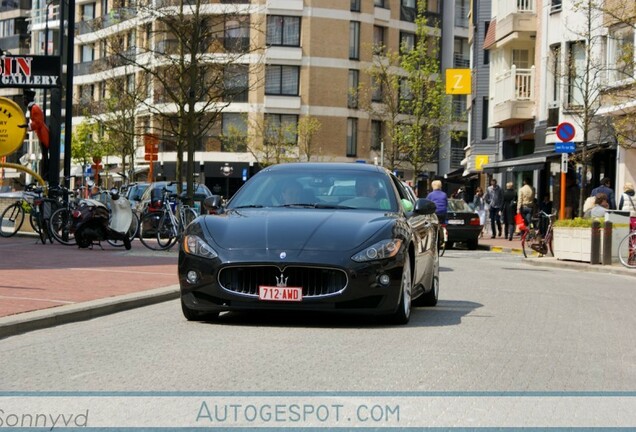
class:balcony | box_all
[492,65,535,127]
[496,0,536,42]
[0,34,30,51]
[77,8,138,35]
[453,53,469,68]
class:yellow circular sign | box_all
[0,97,27,157]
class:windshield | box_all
[448,199,473,212]
[228,170,399,212]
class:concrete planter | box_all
[553,227,591,262]
[553,225,629,263]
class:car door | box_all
[390,175,437,295]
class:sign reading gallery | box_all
[0,55,60,88]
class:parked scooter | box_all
[71,186,133,250]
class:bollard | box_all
[602,220,613,265]
[590,220,601,265]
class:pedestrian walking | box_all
[591,177,616,210]
[517,177,535,228]
[472,186,486,238]
[618,182,635,217]
[502,182,517,241]
[484,178,503,238]
[426,180,448,224]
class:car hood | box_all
[201,208,396,252]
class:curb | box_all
[0,285,180,340]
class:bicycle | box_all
[138,186,197,251]
[617,217,636,268]
[0,184,55,244]
[48,185,82,246]
[521,210,557,258]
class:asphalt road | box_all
[2,250,635,393]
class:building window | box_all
[225,18,250,52]
[347,118,358,157]
[265,65,299,96]
[224,65,248,102]
[374,0,385,7]
[512,49,530,69]
[265,114,298,145]
[549,43,561,104]
[451,95,467,121]
[483,22,490,64]
[450,135,466,169]
[126,74,135,93]
[350,0,360,12]
[567,41,585,108]
[454,38,469,67]
[455,0,469,28]
[222,113,248,152]
[371,75,383,102]
[481,97,489,139]
[607,26,635,84]
[266,15,300,47]
[348,69,359,109]
[81,3,95,20]
[371,120,383,151]
[81,44,94,62]
[551,0,562,12]
[349,21,360,60]
[373,26,385,55]
[400,32,415,54]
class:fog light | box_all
[378,274,391,286]
[186,270,199,284]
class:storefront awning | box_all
[482,151,559,174]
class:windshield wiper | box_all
[313,203,355,209]
[232,205,264,209]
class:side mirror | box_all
[413,198,437,215]
[203,195,223,212]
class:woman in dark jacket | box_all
[502,181,517,241]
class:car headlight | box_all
[183,235,218,259]
[351,239,403,262]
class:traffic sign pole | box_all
[560,153,568,220]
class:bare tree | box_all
[359,0,451,180]
[96,0,264,200]
[563,0,616,215]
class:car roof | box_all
[262,162,389,174]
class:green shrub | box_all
[553,217,628,228]
[553,217,593,228]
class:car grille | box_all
[218,266,348,298]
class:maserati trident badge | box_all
[276,274,289,287]
[280,252,287,259]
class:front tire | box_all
[389,252,412,325]
[181,298,219,322]
[415,275,439,307]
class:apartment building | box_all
[6,0,468,197]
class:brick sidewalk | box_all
[0,235,178,318]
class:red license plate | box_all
[258,286,303,302]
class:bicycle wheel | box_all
[49,207,76,245]
[107,212,139,248]
[0,202,25,237]
[521,229,535,258]
[618,232,636,269]
[156,211,178,250]
[139,212,171,251]
[31,206,48,245]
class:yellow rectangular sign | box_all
[475,155,489,171]
[445,69,471,95]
